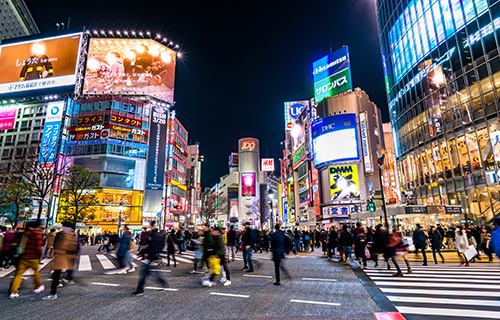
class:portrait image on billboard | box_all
[241,173,256,196]
[312,46,352,103]
[83,39,176,103]
[0,33,83,95]
[329,165,360,201]
[312,113,359,167]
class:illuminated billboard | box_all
[284,100,308,131]
[261,158,275,172]
[0,106,18,130]
[329,165,360,201]
[83,38,176,103]
[241,173,256,196]
[0,33,82,95]
[40,101,65,164]
[311,114,359,167]
[312,46,352,103]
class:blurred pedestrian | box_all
[242,222,258,272]
[270,224,290,285]
[201,227,231,287]
[412,224,428,266]
[166,229,177,267]
[44,228,57,258]
[429,226,445,264]
[227,225,236,262]
[339,225,353,264]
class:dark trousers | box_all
[136,259,168,293]
[51,269,62,295]
[117,256,126,269]
[273,258,289,282]
[167,251,176,266]
[415,246,427,264]
[355,246,367,266]
[390,255,402,274]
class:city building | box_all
[376,0,500,225]
[0,0,39,42]
[186,143,202,226]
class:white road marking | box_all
[0,267,15,278]
[370,276,500,284]
[366,272,499,279]
[301,278,337,282]
[171,256,193,264]
[380,287,500,297]
[97,254,115,269]
[290,299,341,306]
[209,292,249,298]
[396,306,500,319]
[25,258,52,276]
[374,281,500,289]
[151,269,172,272]
[91,282,120,287]
[243,274,273,278]
[144,287,179,291]
[387,296,500,307]
[408,266,500,272]
[368,269,500,276]
[78,255,92,271]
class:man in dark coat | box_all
[270,224,290,285]
[413,224,428,266]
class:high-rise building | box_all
[0,0,39,42]
[186,143,202,226]
[376,0,500,224]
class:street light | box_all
[268,189,274,229]
[118,201,124,234]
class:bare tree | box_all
[200,193,229,223]
[250,198,270,229]
[58,165,101,225]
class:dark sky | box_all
[25,0,388,188]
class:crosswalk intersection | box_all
[363,262,500,319]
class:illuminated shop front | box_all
[377,0,500,224]
[89,189,143,231]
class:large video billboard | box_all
[311,113,359,167]
[312,46,352,103]
[284,100,308,131]
[0,33,82,95]
[241,173,256,196]
[83,39,176,103]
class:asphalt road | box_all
[0,246,382,320]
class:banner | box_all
[359,112,373,173]
[329,165,360,201]
[39,101,64,164]
[312,46,352,102]
[145,104,168,190]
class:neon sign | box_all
[240,140,256,151]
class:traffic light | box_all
[367,199,376,212]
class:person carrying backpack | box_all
[339,225,353,265]
[354,224,368,269]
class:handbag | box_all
[364,247,371,259]
[463,245,478,261]
[208,256,221,275]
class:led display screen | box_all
[83,38,176,103]
[387,0,488,85]
[311,114,359,167]
[0,33,82,95]
[312,46,352,103]
[241,173,256,196]
[284,100,308,131]
[0,106,18,130]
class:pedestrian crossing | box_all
[363,262,500,319]
[0,249,249,277]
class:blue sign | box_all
[312,46,352,102]
[39,101,64,164]
[157,212,162,218]
[289,102,306,120]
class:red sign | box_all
[261,158,275,171]
[241,139,256,151]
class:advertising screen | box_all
[0,33,82,95]
[312,46,352,103]
[241,173,256,196]
[329,165,360,201]
[0,106,18,130]
[311,114,359,167]
[83,39,176,103]
[284,100,308,131]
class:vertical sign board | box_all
[39,101,65,164]
[145,105,167,190]
[312,46,352,103]
[284,100,308,131]
[359,112,373,173]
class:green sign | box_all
[293,145,307,165]
[314,68,351,103]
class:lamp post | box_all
[269,189,274,229]
[118,201,124,234]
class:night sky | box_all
[24,0,388,188]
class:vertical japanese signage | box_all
[359,112,373,173]
[145,104,167,190]
[39,101,64,164]
[312,46,352,103]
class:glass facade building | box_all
[376,0,500,223]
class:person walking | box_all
[176,227,185,254]
[227,225,236,262]
[44,228,57,258]
[393,229,412,275]
[242,222,257,272]
[372,224,389,268]
[480,225,493,262]
[386,230,404,277]
[201,227,231,287]
[412,224,428,266]
[190,231,204,274]
[327,228,338,259]
[339,225,353,265]
[293,229,301,254]
[354,224,368,268]
[455,226,470,266]
[132,222,168,296]
[118,225,135,272]
[8,221,45,299]
[42,221,78,300]
[166,229,177,267]
[490,218,500,262]
[429,226,445,264]
[270,224,291,285]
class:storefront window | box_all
[441,141,452,179]
[477,127,494,171]
[456,136,470,174]
[466,132,481,172]
[448,139,461,177]
[432,142,443,180]
[489,121,500,167]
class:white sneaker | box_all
[223,280,231,286]
[42,294,57,301]
[33,285,45,294]
[127,267,136,273]
[9,293,19,299]
[116,269,128,274]
[190,270,197,274]
[201,280,213,287]
[219,277,227,283]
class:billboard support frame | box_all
[74,31,90,97]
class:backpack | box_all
[357,232,367,244]
[305,235,310,241]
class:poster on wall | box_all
[0,33,82,95]
[329,165,360,201]
[145,104,168,190]
[241,173,256,196]
[490,131,500,162]
[83,38,176,103]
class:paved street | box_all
[0,246,381,320]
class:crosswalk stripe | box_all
[96,254,115,269]
[368,269,500,276]
[0,267,15,278]
[25,258,52,276]
[374,281,500,290]
[395,306,500,319]
[79,255,92,271]
[366,272,499,279]
[387,295,500,307]
[408,266,500,271]
[370,276,500,284]
[380,288,500,297]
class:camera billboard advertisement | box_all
[83,38,176,103]
[0,33,83,95]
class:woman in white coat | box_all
[455,226,470,266]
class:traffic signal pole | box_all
[377,161,389,230]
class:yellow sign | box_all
[171,179,187,191]
[329,165,360,201]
